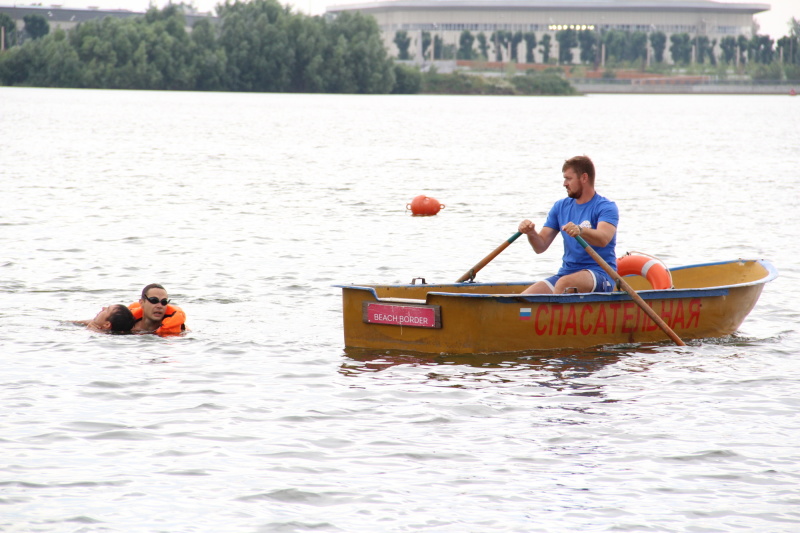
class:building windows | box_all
[548,24,595,31]
[388,20,745,39]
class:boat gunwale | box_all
[334,259,778,303]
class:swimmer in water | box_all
[76,304,136,333]
[129,283,187,335]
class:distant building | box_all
[325,0,770,64]
[0,4,215,35]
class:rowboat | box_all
[336,259,777,354]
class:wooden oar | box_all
[574,235,686,346]
[456,231,522,283]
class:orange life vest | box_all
[616,253,673,290]
[128,302,187,336]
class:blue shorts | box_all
[543,269,615,293]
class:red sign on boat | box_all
[363,302,441,328]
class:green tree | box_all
[750,34,774,63]
[788,16,800,66]
[602,30,627,63]
[709,38,718,65]
[62,6,198,90]
[720,36,737,64]
[791,16,800,39]
[694,35,717,65]
[490,30,509,61]
[775,35,794,64]
[457,30,475,60]
[695,35,709,63]
[421,31,431,61]
[3,3,401,93]
[540,34,552,63]
[433,34,442,59]
[490,31,500,61]
[392,63,421,93]
[523,32,536,63]
[23,14,50,41]
[508,31,522,62]
[556,29,577,64]
[321,11,394,93]
[629,31,647,62]
[476,32,488,60]
[670,33,691,64]
[0,38,34,84]
[190,18,226,91]
[748,61,782,80]
[217,0,294,92]
[577,30,596,64]
[285,14,329,92]
[0,12,17,49]
[394,30,411,60]
[737,35,749,65]
[511,71,577,95]
[0,27,82,86]
[39,29,83,86]
[70,18,124,88]
[141,6,196,90]
[650,31,666,63]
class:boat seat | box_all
[379,297,427,304]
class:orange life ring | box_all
[128,302,187,336]
[616,253,673,290]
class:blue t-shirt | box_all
[543,193,619,276]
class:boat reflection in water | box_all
[340,345,667,405]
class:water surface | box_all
[1,88,799,532]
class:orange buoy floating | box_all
[406,195,445,216]
[616,252,673,290]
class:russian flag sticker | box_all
[519,308,532,320]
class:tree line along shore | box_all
[0,0,797,95]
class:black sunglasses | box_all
[144,296,170,306]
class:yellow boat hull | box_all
[337,259,777,354]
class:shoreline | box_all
[418,61,799,96]
[571,81,798,95]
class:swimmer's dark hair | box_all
[108,304,135,333]
[141,283,165,300]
